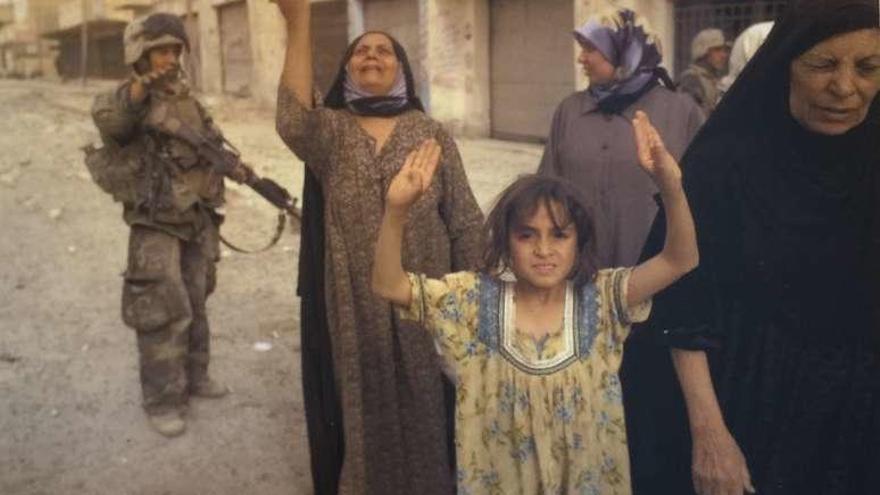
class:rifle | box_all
[152,117,300,217]
[146,113,301,252]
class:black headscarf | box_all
[296,31,423,495]
[642,0,880,347]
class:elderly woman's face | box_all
[578,40,616,86]
[347,33,400,96]
[789,28,880,135]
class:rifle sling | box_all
[219,210,288,254]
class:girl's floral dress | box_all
[401,268,651,495]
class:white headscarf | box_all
[720,22,775,92]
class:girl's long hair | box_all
[483,174,598,288]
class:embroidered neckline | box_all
[499,281,578,375]
[477,274,599,372]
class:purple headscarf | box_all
[574,9,669,107]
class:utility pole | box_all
[79,0,88,85]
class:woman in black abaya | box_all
[630,1,880,494]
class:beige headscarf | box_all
[720,22,775,91]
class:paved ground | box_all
[0,78,543,495]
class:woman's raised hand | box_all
[633,110,682,190]
[386,139,442,211]
[275,0,308,24]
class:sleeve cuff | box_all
[118,81,147,116]
[397,272,425,323]
[614,267,653,325]
[662,325,721,350]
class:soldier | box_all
[677,28,731,117]
[89,13,292,437]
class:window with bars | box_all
[674,0,788,75]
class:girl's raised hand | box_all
[633,110,682,189]
[386,139,442,211]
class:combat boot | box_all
[148,409,186,437]
[190,376,229,398]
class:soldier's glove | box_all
[134,65,180,90]
[250,177,295,211]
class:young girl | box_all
[372,112,698,494]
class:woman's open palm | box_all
[386,139,442,210]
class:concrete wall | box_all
[0,3,14,25]
[151,0,187,16]
[420,0,490,136]
[196,0,222,94]
[489,0,574,141]
[197,0,339,107]
[31,0,63,32]
[245,0,285,104]
[57,0,130,30]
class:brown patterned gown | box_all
[276,86,484,494]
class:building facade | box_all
[44,0,134,79]
[5,0,786,139]
[0,0,64,78]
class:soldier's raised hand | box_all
[632,110,682,190]
[130,64,179,103]
[386,139,441,211]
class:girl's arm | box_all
[626,111,699,308]
[372,140,442,306]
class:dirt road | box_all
[0,79,541,495]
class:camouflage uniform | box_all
[677,61,724,117]
[677,28,730,117]
[92,62,247,416]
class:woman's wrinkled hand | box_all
[386,139,441,212]
[691,426,756,495]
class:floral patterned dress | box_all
[401,268,651,495]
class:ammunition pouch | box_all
[122,272,188,332]
[85,135,181,220]
[84,140,142,205]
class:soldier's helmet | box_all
[124,13,190,66]
[690,28,731,62]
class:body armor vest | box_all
[145,86,224,211]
